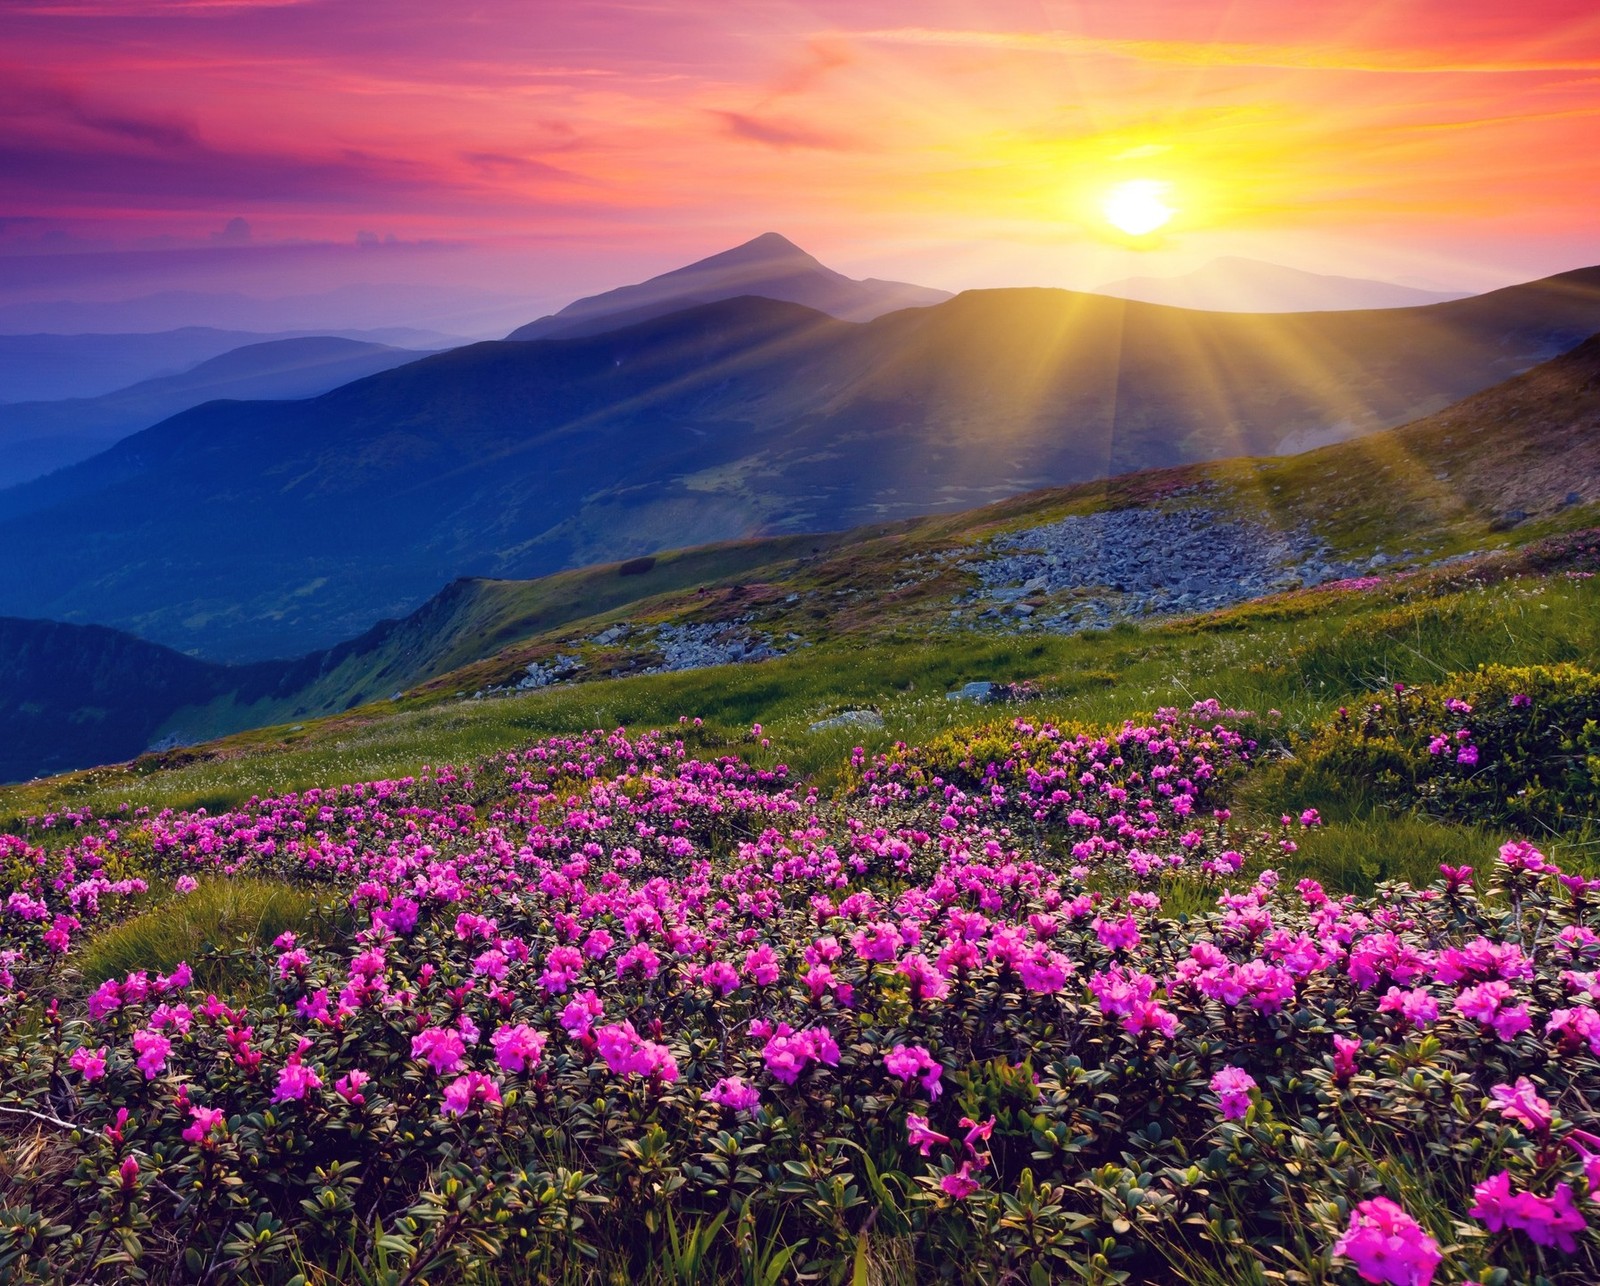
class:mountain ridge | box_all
[0,336,439,488]
[507,232,951,340]
[1097,255,1470,312]
[1,265,1599,659]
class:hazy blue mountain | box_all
[0,326,451,403]
[0,284,515,341]
[1,265,1598,661]
[1097,256,1469,312]
[508,232,951,340]
[0,336,439,489]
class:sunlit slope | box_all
[5,325,1600,786]
[0,272,1598,660]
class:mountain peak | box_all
[506,233,949,341]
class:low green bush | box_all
[1272,663,1600,833]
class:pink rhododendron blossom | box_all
[1332,1034,1361,1083]
[411,1026,467,1075]
[441,1071,502,1116]
[273,1039,322,1102]
[883,1044,944,1099]
[130,1028,171,1080]
[595,1021,679,1081]
[559,989,604,1039]
[1210,1066,1256,1120]
[742,943,781,985]
[335,1070,369,1105]
[1489,1077,1554,1133]
[1470,1172,1587,1252]
[906,1113,950,1156]
[68,1045,108,1081]
[1454,981,1532,1041]
[1377,987,1439,1028]
[490,1023,547,1074]
[940,1161,981,1199]
[1332,1196,1441,1286]
[704,1076,761,1113]
[182,1105,225,1146]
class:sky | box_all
[2,0,1598,327]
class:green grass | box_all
[5,570,1596,827]
[74,877,334,996]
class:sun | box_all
[1101,179,1174,237]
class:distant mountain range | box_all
[0,325,453,402]
[1096,256,1469,312]
[507,232,951,340]
[0,337,439,489]
[1,246,1598,662]
[2,330,1597,784]
[0,283,523,342]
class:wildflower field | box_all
[3,652,1600,1286]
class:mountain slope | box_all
[3,327,1599,784]
[3,268,1600,659]
[507,232,950,340]
[1097,256,1467,312]
[0,337,439,488]
[0,617,237,783]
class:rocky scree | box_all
[951,507,1397,632]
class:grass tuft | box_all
[76,877,332,995]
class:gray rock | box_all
[808,709,886,733]
[947,681,1002,703]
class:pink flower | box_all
[335,1069,369,1105]
[490,1023,547,1074]
[595,1021,679,1081]
[699,960,740,996]
[559,989,605,1038]
[182,1105,225,1146]
[742,943,781,986]
[1454,981,1531,1041]
[1122,998,1179,1038]
[1470,1172,1587,1252]
[760,1023,838,1085]
[273,1041,323,1103]
[705,1076,761,1113]
[1488,1077,1554,1134]
[1568,1130,1600,1190]
[883,1044,944,1100]
[411,1026,466,1075]
[1377,987,1438,1029]
[906,1113,950,1156]
[1332,1035,1361,1083]
[130,1028,171,1080]
[1093,914,1141,951]
[441,1071,502,1116]
[1547,1006,1600,1055]
[1333,1196,1441,1285]
[86,978,122,1023]
[615,942,660,981]
[1499,839,1551,873]
[1018,948,1074,994]
[940,1161,981,1200]
[850,922,901,963]
[68,1045,108,1082]
[1210,1066,1256,1121]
